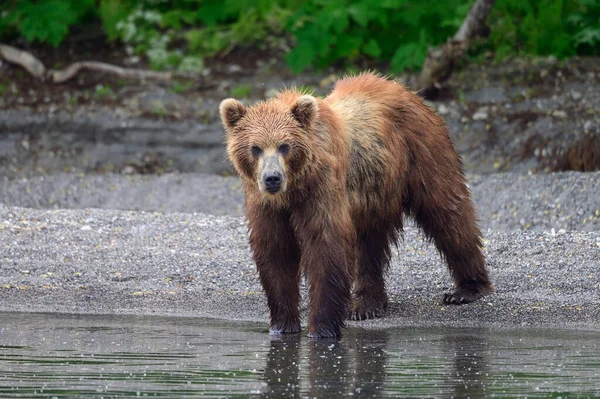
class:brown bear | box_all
[220,72,493,339]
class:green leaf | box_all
[347,3,371,27]
[390,30,428,72]
[285,42,317,73]
[99,0,136,41]
[363,39,382,57]
[15,0,94,46]
[575,28,600,46]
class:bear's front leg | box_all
[248,206,302,335]
[293,203,356,339]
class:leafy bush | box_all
[286,0,474,72]
[489,0,600,60]
[0,0,95,46]
[102,0,295,70]
[0,0,598,74]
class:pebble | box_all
[552,110,567,119]
[437,104,449,115]
[472,111,488,120]
[226,65,243,74]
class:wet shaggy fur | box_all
[220,72,493,339]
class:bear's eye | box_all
[251,145,263,158]
[278,144,290,156]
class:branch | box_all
[0,44,46,79]
[49,61,173,83]
[0,43,187,84]
[418,0,496,96]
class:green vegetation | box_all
[93,83,115,98]
[171,80,192,94]
[229,83,253,99]
[0,0,598,73]
[150,101,167,117]
[488,0,600,60]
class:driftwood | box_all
[0,43,177,83]
[49,61,172,83]
[0,44,46,79]
[418,0,496,96]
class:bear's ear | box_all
[291,95,318,128]
[219,98,247,130]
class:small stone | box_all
[81,225,92,231]
[226,64,242,73]
[571,90,582,100]
[437,104,449,115]
[124,56,140,65]
[552,110,567,119]
[122,166,135,175]
[583,121,592,132]
[540,70,549,78]
[472,111,488,120]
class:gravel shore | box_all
[2,171,599,231]
[1,205,598,331]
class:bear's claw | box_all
[348,308,385,321]
[442,284,490,305]
[347,297,388,321]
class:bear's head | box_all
[220,94,318,197]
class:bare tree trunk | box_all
[418,0,496,97]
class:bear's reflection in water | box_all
[259,328,489,398]
[261,329,387,398]
[444,333,489,399]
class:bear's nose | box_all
[264,171,282,193]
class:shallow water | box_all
[0,313,599,398]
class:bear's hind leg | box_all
[406,181,493,304]
[348,228,396,320]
